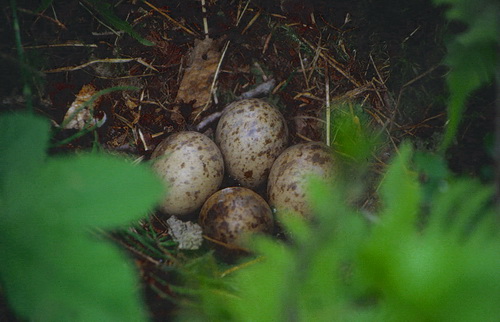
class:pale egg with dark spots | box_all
[215,99,288,189]
[199,187,274,248]
[151,131,224,216]
[267,142,334,220]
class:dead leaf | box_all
[175,37,223,120]
[62,84,105,130]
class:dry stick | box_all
[387,64,442,141]
[298,49,309,89]
[367,54,401,155]
[239,78,276,99]
[402,64,440,88]
[23,43,97,49]
[236,0,252,26]
[201,0,209,38]
[262,30,273,54]
[241,10,261,35]
[294,115,327,124]
[142,0,197,36]
[307,39,323,84]
[44,57,158,73]
[79,1,121,37]
[301,37,360,88]
[18,7,67,29]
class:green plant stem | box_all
[10,0,33,111]
[53,126,98,147]
[495,65,500,219]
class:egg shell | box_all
[152,131,224,216]
[267,142,334,220]
[215,98,288,189]
[199,187,274,247]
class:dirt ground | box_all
[1,0,495,320]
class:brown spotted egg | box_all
[199,187,274,247]
[267,142,334,220]
[151,131,224,216]
[215,99,288,189]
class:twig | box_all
[236,0,252,26]
[79,1,121,37]
[301,36,360,87]
[23,42,97,49]
[44,57,158,73]
[298,49,309,89]
[201,0,209,38]
[307,38,323,84]
[241,9,261,35]
[402,64,440,88]
[195,111,223,132]
[238,78,276,99]
[18,7,67,29]
[142,0,197,36]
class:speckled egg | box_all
[215,99,288,189]
[267,142,334,220]
[199,187,274,247]
[151,131,224,216]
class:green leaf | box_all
[0,113,50,226]
[0,113,165,321]
[413,150,450,203]
[330,103,380,167]
[359,146,500,321]
[86,0,155,46]
[357,144,422,303]
[433,0,499,150]
[31,154,165,228]
[231,237,296,321]
[1,229,150,321]
[0,113,49,191]
[377,143,421,235]
[426,179,494,241]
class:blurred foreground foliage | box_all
[432,0,499,150]
[181,144,500,321]
[0,113,165,321]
